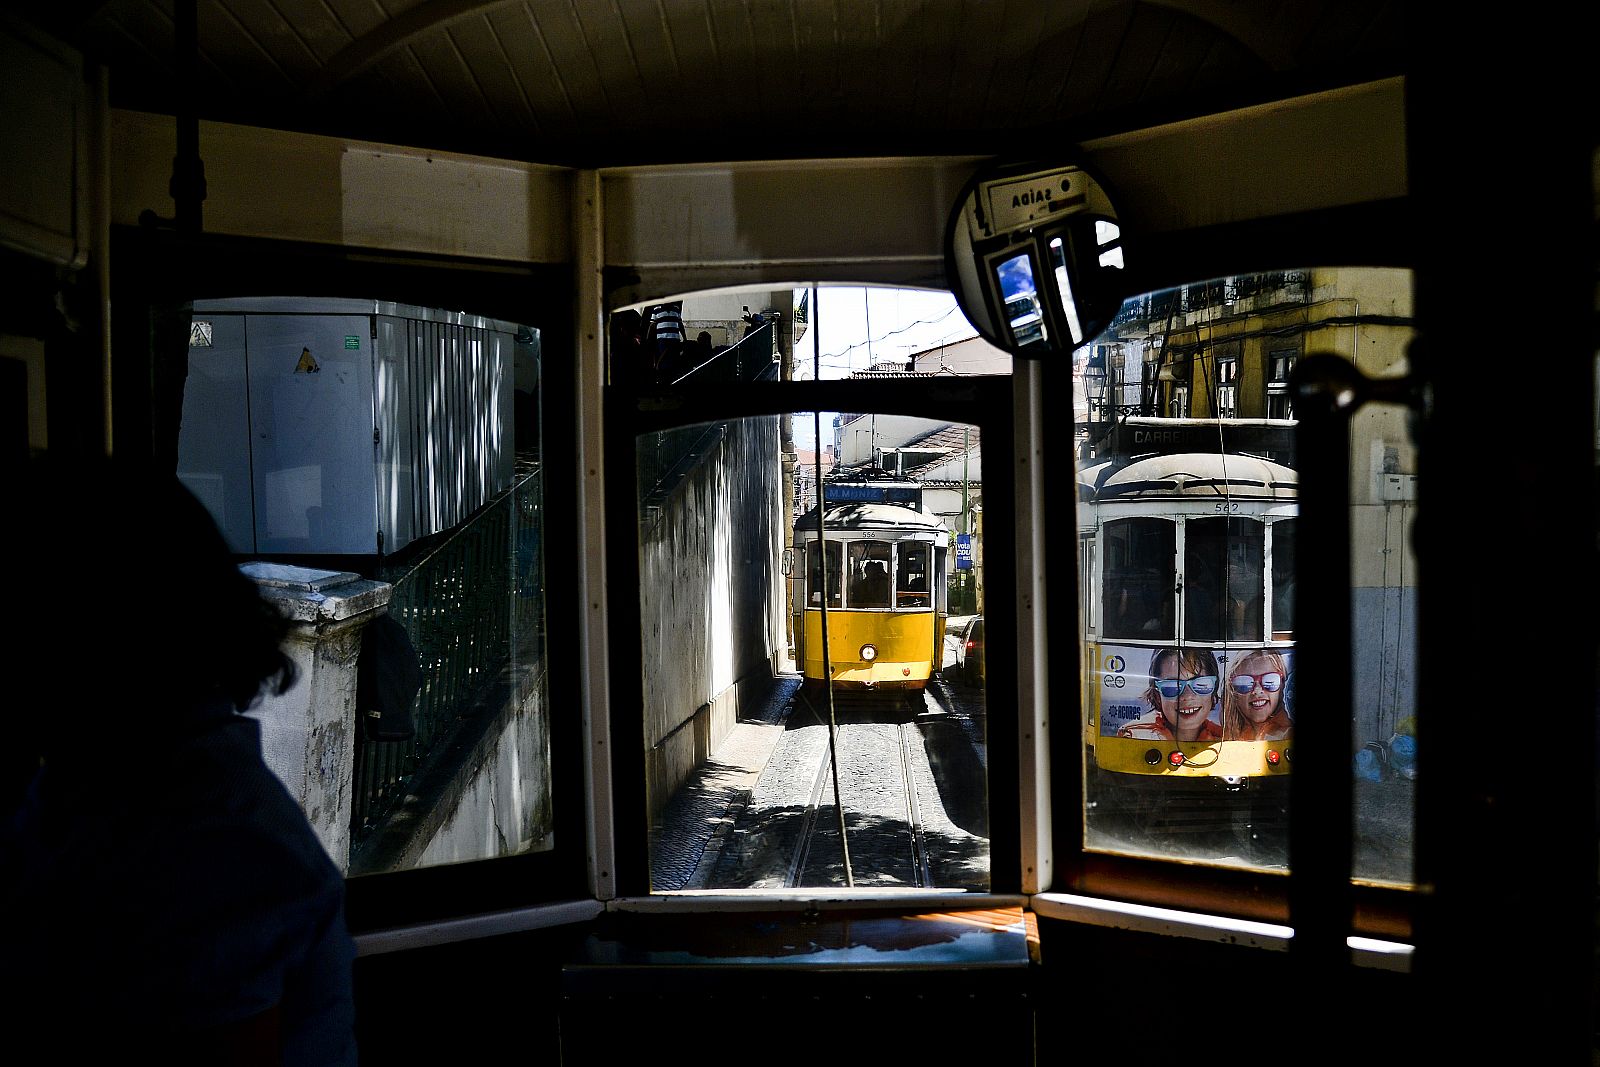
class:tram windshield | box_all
[623,286,996,895]
[1184,517,1264,642]
[1102,518,1175,640]
[1271,518,1296,638]
[899,543,932,607]
[847,542,894,607]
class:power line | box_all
[810,302,969,363]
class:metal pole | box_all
[172,0,205,234]
[1287,354,1356,990]
[812,284,852,886]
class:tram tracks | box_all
[785,690,932,889]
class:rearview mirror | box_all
[945,158,1128,360]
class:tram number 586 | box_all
[1214,502,1239,513]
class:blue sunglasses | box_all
[1152,675,1217,699]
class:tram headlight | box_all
[859,643,879,662]
[1266,749,1282,767]
[1168,751,1185,766]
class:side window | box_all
[1079,268,1416,890]
[898,542,931,606]
[807,540,843,606]
[172,297,551,881]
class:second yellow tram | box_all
[789,478,950,690]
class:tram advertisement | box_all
[1092,644,1295,743]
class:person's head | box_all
[7,455,297,757]
[1222,649,1288,737]
[696,331,712,348]
[1143,646,1219,741]
[612,308,644,342]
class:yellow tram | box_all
[788,478,949,690]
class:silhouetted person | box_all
[610,308,650,386]
[1,456,357,1065]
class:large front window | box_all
[625,286,1003,896]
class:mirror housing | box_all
[945,158,1128,360]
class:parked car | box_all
[953,616,985,688]
[1004,293,1044,347]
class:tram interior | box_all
[2,3,1595,1064]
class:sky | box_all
[789,286,978,450]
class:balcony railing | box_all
[638,322,782,526]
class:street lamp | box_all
[1084,345,1108,424]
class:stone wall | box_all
[638,415,784,824]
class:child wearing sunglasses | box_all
[1222,649,1292,741]
[1116,647,1223,742]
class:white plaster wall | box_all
[414,678,554,868]
[255,619,364,872]
[638,416,784,819]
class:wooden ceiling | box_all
[24,1,1406,165]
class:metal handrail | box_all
[350,465,544,846]
[667,321,777,385]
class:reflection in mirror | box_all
[946,158,1128,359]
[1096,221,1124,269]
[1047,238,1084,344]
[996,252,1046,348]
